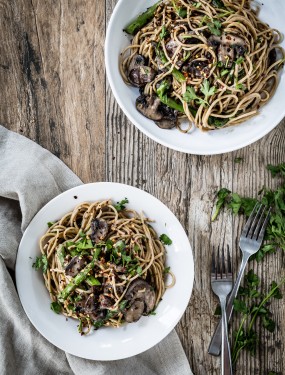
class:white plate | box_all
[15,183,194,360]
[105,0,285,155]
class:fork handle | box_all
[208,253,251,356]
[221,298,233,375]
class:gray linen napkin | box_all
[0,125,193,375]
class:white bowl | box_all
[15,183,194,360]
[105,0,285,155]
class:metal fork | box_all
[208,203,271,356]
[211,246,233,375]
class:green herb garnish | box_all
[235,82,246,90]
[201,79,217,101]
[47,222,55,228]
[159,25,168,39]
[159,234,172,245]
[86,275,101,286]
[212,0,225,8]
[114,198,129,211]
[183,80,216,107]
[232,272,285,363]
[207,19,222,36]
[50,302,62,314]
[236,56,244,65]
[208,116,229,128]
[32,254,48,273]
[164,266,171,274]
[267,163,285,177]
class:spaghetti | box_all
[36,199,174,334]
[120,0,285,131]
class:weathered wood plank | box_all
[0,0,106,182]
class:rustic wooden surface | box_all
[1,1,285,374]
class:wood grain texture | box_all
[1,0,285,373]
[0,0,106,182]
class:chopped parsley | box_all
[32,254,48,273]
[200,79,217,101]
[208,116,229,128]
[183,80,216,107]
[236,56,244,65]
[114,198,129,211]
[267,163,285,177]
[50,302,62,314]
[47,222,55,228]
[232,271,285,363]
[207,19,222,36]
[159,234,172,245]
[163,266,171,274]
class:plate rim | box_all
[105,0,285,155]
[15,182,194,360]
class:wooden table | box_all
[1,1,285,374]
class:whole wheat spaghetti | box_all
[34,199,174,335]
[120,0,285,131]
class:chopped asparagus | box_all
[124,1,161,35]
[58,248,101,301]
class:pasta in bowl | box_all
[120,0,285,132]
[105,0,285,154]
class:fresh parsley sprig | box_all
[212,163,285,365]
[32,254,48,273]
[183,80,217,107]
[200,16,222,36]
[114,198,129,211]
[212,164,285,261]
[232,271,285,363]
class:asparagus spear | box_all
[58,248,101,302]
[124,1,161,35]
[157,80,184,112]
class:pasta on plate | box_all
[34,199,174,335]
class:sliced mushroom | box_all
[75,294,106,322]
[136,95,178,129]
[136,95,163,121]
[209,33,246,67]
[155,103,178,129]
[90,218,108,244]
[124,299,145,323]
[128,54,157,87]
[123,278,156,323]
[65,256,87,277]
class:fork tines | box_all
[211,246,232,280]
[242,203,272,242]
